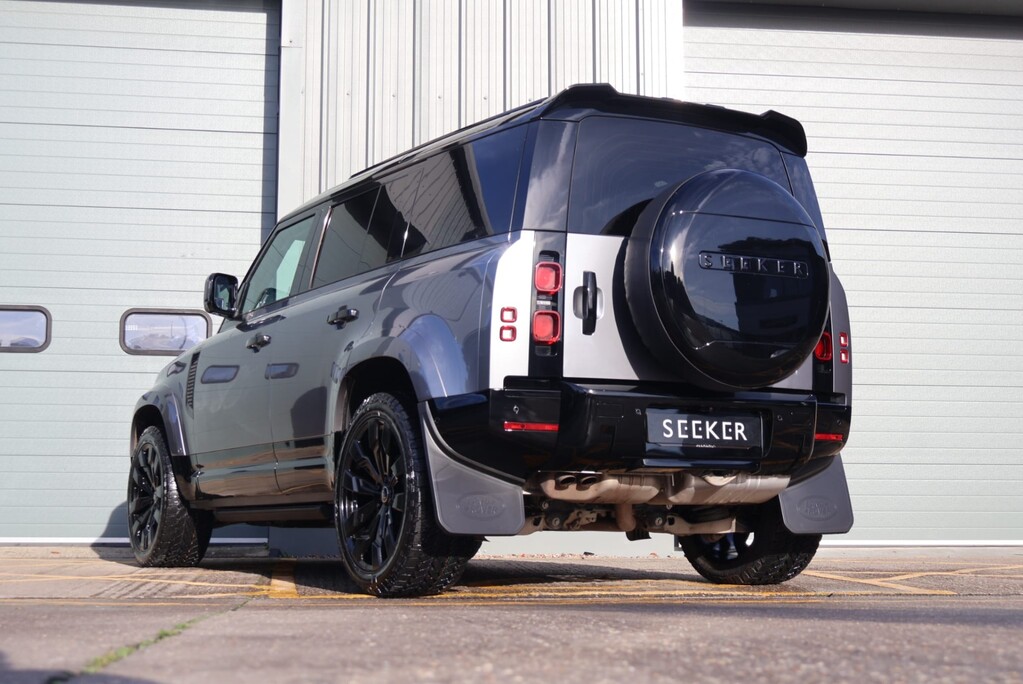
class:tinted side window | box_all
[398,126,526,259]
[783,152,826,237]
[568,116,789,234]
[469,126,526,235]
[373,170,421,263]
[312,189,379,288]
[241,215,317,314]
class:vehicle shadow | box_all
[287,556,697,595]
[0,651,158,684]
[91,502,270,568]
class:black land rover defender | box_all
[128,84,853,597]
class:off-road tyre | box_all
[127,426,212,567]
[678,499,820,585]
[334,393,479,597]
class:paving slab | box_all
[0,546,1020,683]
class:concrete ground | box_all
[0,546,1020,683]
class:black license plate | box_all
[646,409,762,448]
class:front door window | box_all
[241,215,317,315]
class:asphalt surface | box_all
[0,546,1021,683]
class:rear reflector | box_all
[504,421,559,433]
[534,262,563,294]
[532,310,561,344]
[814,331,833,362]
[815,433,844,442]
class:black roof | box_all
[281,84,807,222]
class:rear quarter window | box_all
[568,116,790,235]
[398,126,527,258]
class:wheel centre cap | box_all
[380,484,392,504]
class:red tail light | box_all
[815,433,844,442]
[534,262,562,294]
[504,421,559,433]
[532,310,561,344]
[814,331,833,362]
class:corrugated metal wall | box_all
[7,0,1015,548]
[685,2,1023,542]
[0,0,279,540]
[277,0,685,216]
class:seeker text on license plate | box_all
[646,410,762,448]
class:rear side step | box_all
[212,504,332,525]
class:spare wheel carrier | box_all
[623,168,830,391]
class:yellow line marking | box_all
[270,596,833,608]
[882,564,1023,582]
[266,561,300,599]
[802,570,956,595]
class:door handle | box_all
[246,333,271,351]
[582,271,598,335]
[327,306,359,328]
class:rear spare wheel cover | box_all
[624,169,829,390]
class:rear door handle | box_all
[327,306,359,328]
[582,271,598,335]
[246,333,271,351]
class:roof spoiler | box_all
[534,83,808,157]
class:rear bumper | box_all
[430,382,851,482]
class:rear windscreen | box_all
[568,116,790,235]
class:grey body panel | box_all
[189,320,277,497]
[359,236,513,400]
[420,402,525,535]
[779,455,854,534]
[268,266,398,495]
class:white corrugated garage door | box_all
[685,2,1023,542]
[0,0,279,540]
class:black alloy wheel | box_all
[127,426,211,567]
[678,499,820,585]
[335,393,480,597]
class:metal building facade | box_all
[684,1,1023,543]
[0,0,280,540]
[274,0,684,215]
[0,0,1020,547]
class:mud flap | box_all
[419,403,525,535]
[779,455,854,534]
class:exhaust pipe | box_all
[554,474,577,490]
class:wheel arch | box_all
[131,393,193,496]
[335,356,418,429]
[131,404,165,452]
[131,393,187,458]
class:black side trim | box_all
[185,352,199,410]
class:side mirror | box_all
[204,273,239,319]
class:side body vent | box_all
[185,352,200,410]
